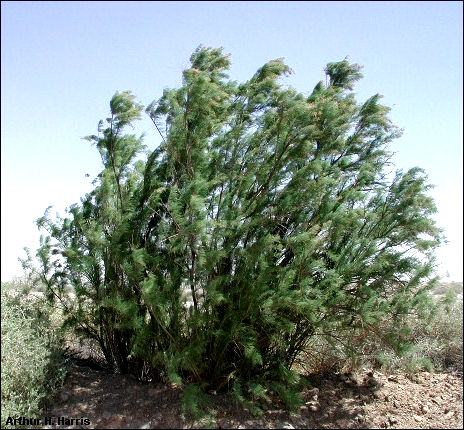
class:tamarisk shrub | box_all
[30,46,442,412]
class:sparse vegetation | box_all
[297,282,463,375]
[1,281,68,428]
[397,287,463,373]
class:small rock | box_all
[366,369,374,377]
[388,416,398,425]
[384,394,391,402]
[421,405,429,414]
[387,375,399,382]
[309,404,319,412]
[380,421,388,428]
[278,422,294,429]
[308,387,320,396]
[161,403,168,409]
[414,415,423,422]
[300,405,308,412]
[393,400,399,408]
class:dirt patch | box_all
[42,363,463,429]
[361,371,463,429]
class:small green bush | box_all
[405,289,463,372]
[1,284,68,428]
[298,285,463,375]
[367,289,462,374]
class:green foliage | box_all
[299,284,462,375]
[182,383,210,421]
[376,288,463,373]
[1,285,67,428]
[25,46,443,412]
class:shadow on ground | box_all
[43,359,382,429]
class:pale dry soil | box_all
[42,361,462,429]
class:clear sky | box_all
[1,1,462,282]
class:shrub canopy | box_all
[29,46,442,408]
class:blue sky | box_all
[1,1,462,281]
